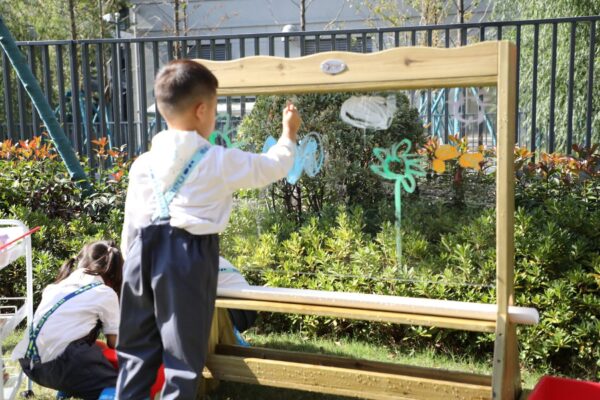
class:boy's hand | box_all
[282,102,301,143]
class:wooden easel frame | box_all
[200,41,518,400]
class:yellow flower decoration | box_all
[431,144,484,173]
[432,158,446,173]
[434,144,460,161]
[458,152,484,170]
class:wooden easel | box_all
[201,41,521,400]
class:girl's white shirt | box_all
[12,269,119,363]
[217,256,250,288]
[121,130,295,258]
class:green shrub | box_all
[515,144,600,209]
[0,140,127,301]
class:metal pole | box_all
[566,22,576,153]
[0,16,90,191]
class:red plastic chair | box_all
[529,376,600,400]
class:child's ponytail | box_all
[100,244,124,296]
[58,240,124,296]
[55,256,78,283]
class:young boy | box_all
[116,59,300,399]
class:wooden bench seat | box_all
[216,285,539,332]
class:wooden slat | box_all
[492,41,520,400]
[216,298,496,332]
[204,354,492,400]
[199,42,499,95]
[217,286,538,325]
[216,345,493,387]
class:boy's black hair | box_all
[154,59,219,117]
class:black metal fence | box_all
[0,15,598,162]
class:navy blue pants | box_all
[116,223,219,400]
[20,339,117,400]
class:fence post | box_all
[0,16,91,193]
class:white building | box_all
[128,1,494,46]
[122,0,495,143]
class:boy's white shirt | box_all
[12,269,119,363]
[121,129,295,257]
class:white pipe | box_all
[217,285,539,326]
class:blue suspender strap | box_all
[150,146,210,222]
[149,169,171,221]
[25,282,101,365]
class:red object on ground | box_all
[529,376,600,400]
[150,365,165,398]
[95,341,165,398]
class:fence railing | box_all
[0,16,597,163]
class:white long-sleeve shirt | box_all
[121,129,295,257]
[12,269,119,363]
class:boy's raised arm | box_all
[281,102,300,143]
[218,102,301,191]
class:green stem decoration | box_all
[370,139,425,266]
[394,179,403,265]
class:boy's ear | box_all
[195,101,207,119]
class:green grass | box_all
[3,329,544,399]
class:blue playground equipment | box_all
[418,87,496,146]
[55,91,116,151]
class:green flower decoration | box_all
[370,139,426,266]
[209,113,246,149]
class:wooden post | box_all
[198,310,221,396]
[492,41,520,400]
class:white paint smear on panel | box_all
[340,95,397,130]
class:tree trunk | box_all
[293,184,302,219]
[458,0,465,23]
[300,0,306,31]
[68,0,77,40]
[183,0,188,36]
[173,0,181,57]
[67,0,79,91]
[458,0,465,44]
[99,0,105,38]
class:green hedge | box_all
[0,150,126,302]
